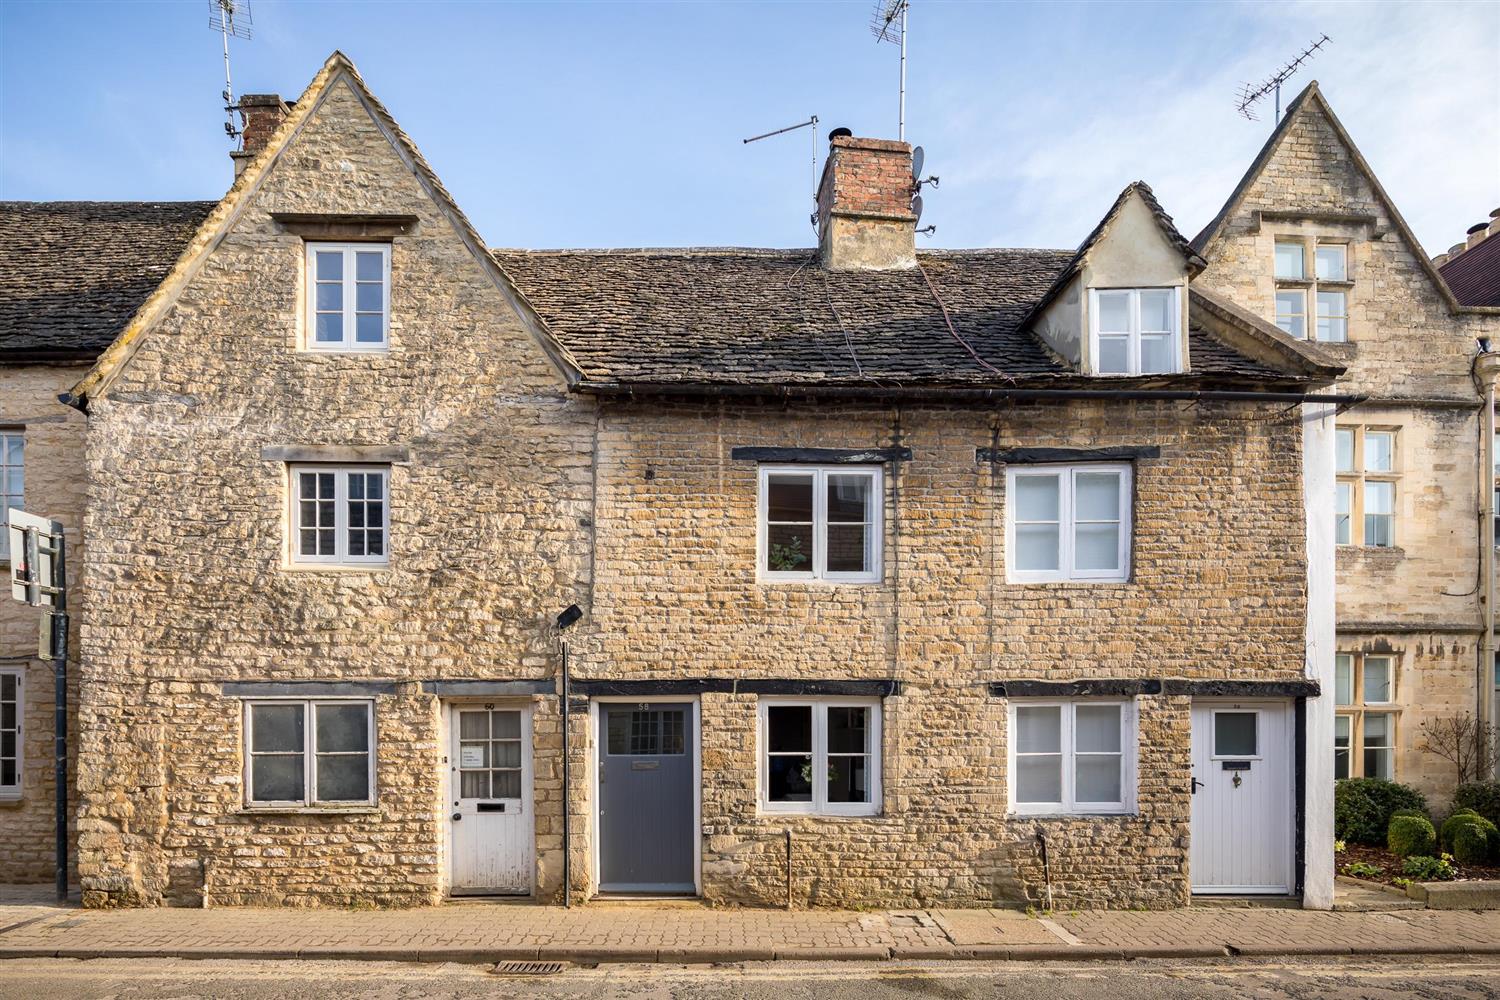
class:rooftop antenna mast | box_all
[870,0,909,141]
[1236,33,1330,126]
[743,115,821,231]
[208,0,254,143]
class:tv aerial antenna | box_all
[1236,34,1330,125]
[869,0,909,141]
[743,115,821,231]
[208,0,254,143]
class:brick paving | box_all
[1,886,1497,963]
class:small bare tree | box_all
[1418,713,1494,785]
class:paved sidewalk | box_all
[1,887,1498,964]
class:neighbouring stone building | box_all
[48,52,1500,911]
[1192,85,1500,802]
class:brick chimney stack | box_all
[816,133,918,271]
[230,94,291,178]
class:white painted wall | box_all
[1302,400,1337,909]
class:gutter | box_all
[571,380,1365,407]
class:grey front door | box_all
[597,702,695,894]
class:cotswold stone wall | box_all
[0,363,87,884]
[586,397,1306,909]
[1194,96,1495,803]
[76,78,594,907]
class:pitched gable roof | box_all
[494,246,1331,390]
[0,201,215,360]
[1192,81,1486,315]
[65,51,581,409]
[1020,181,1205,331]
[1440,233,1500,308]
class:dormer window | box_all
[1088,287,1181,376]
[306,243,390,351]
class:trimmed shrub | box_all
[1390,808,1429,823]
[1441,809,1484,851]
[1335,779,1430,845]
[1451,820,1494,865]
[1387,814,1437,858]
[1453,783,1500,828]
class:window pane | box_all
[1074,523,1120,571]
[315,283,342,311]
[492,741,522,768]
[827,756,868,803]
[827,707,868,754]
[1016,754,1062,803]
[1335,429,1355,473]
[1075,472,1120,521]
[1365,481,1394,514]
[316,754,369,802]
[1364,712,1393,749]
[1365,514,1393,547]
[1075,755,1122,803]
[1334,714,1351,779]
[315,704,369,753]
[315,313,344,343]
[1213,712,1257,756]
[1016,706,1061,754]
[251,755,304,802]
[768,754,813,802]
[1015,524,1060,571]
[1097,335,1129,374]
[826,523,869,574]
[493,770,522,798]
[460,741,489,768]
[492,711,520,740]
[768,706,812,753]
[1316,291,1347,342]
[251,704,303,753]
[355,314,384,344]
[1364,657,1393,703]
[1140,335,1173,374]
[355,251,384,281]
[1075,705,1121,753]
[461,770,490,798]
[767,475,813,521]
[4,435,20,464]
[1138,290,1172,333]
[826,475,870,523]
[355,282,383,312]
[605,711,628,755]
[1014,474,1060,521]
[315,250,343,280]
[1274,242,1305,279]
[1097,291,1130,333]
[658,710,685,755]
[1364,432,1393,473]
[1335,483,1352,545]
[1275,291,1305,338]
[1335,654,1353,705]
[1316,244,1346,281]
[1365,747,1393,780]
[766,524,813,573]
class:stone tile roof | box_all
[494,247,1302,388]
[0,201,215,359]
[1440,234,1500,308]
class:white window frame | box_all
[757,697,882,817]
[0,430,23,562]
[1334,652,1399,780]
[304,242,391,352]
[1334,426,1398,548]
[1272,236,1351,343]
[288,464,390,567]
[1087,286,1182,376]
[0,666,22,799]
[1008,699,1136,816]
[242,699,376,809]
[756,465,882,584]
[1005,463,1132,583]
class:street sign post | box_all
[6,508,68,902]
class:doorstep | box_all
[1407,880,1500,910]
[1189,894,1302,909]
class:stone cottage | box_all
[6,53,1366,910]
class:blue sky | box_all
[2,1,1496,255]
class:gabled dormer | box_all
[1028,182,1206,377]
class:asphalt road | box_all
[1,957,1498,1000]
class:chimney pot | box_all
[816,134,917,270]
[1468,222,1489,250]
[231,94,291,178]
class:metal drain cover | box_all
[492,960,568,977]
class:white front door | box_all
[1190,700,1294,894]
[449,704,533,896]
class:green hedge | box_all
[1388,814,1436,858]
[1454,783,1500,828]
[1452,820,1495,865]
[1441,809,1483,852]
[1335,779,1429,845]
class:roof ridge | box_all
[490,246,1076,257]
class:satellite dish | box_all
[911,145,924,180]
[911,194,923,225]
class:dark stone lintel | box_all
[421,680,555,697]
[222,680,398,698]
[977,446,1161,464]
[569,678,901,698]
[261,445,410,464]
[269,212,420,240]
[1160,678,1321,698]
[729,446,912,464]
[990,679,1161,698]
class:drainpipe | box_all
[1477,353,1500,774]
[554,605,583,906]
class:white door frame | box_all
[589,695,702,897]
[441,699,537,898]
[1190,698,1296,895]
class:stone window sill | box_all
[237,806,379,817]
[1008,811,1138,820]
[0,795,24,807]
[280,564,392,575]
